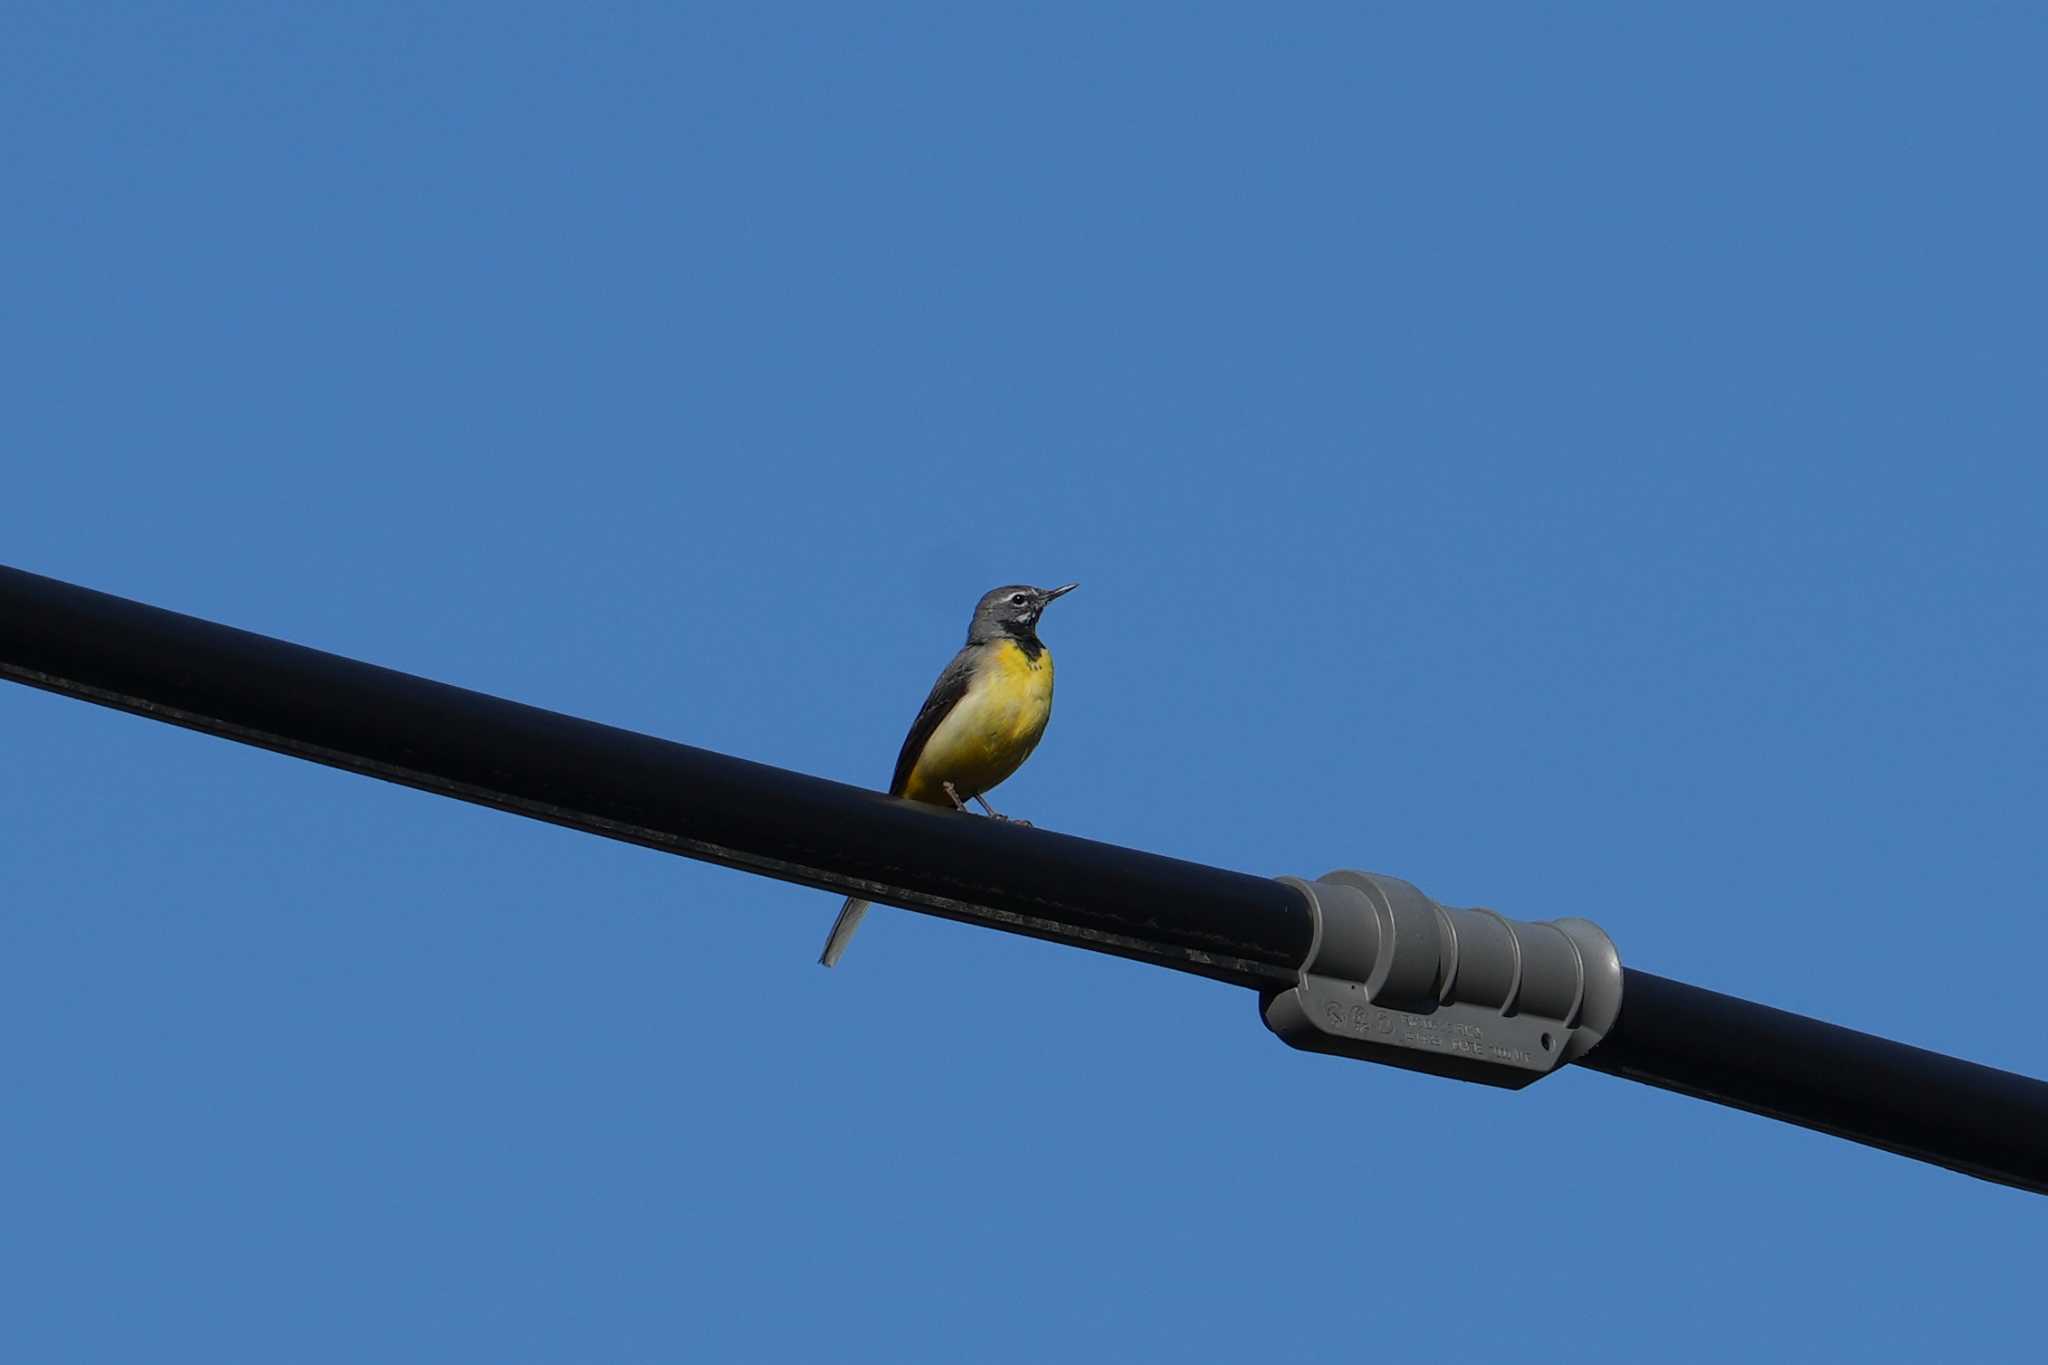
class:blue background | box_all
[5,5,2043,1361]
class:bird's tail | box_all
[818,896,869,968]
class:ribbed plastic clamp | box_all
[1261,870,1622,1087]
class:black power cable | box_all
[4,564,2043,1194]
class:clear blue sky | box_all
[4,5,2044,1361]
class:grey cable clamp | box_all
[1263,870,1623,1087]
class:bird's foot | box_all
[971,793,1031,826]
[942,783,1032,826]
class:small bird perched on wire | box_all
[818,581,1080,968]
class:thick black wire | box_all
[5,563,2044,1193]
[0,564,1311,987]
[1582,970,2048,1195]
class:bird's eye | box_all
[1009,593,1030,606]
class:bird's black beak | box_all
[1041,582,1079,603]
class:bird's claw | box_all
[944,781,1030,826]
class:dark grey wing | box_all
[888,645,981,797]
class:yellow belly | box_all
[903,640,1054,804]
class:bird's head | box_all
[969,582,1078,642]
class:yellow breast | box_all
[902,640,1054,804]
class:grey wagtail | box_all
[818,581,1079,968]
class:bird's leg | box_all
[941,782,1032,827]
[972,793,1031,828]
